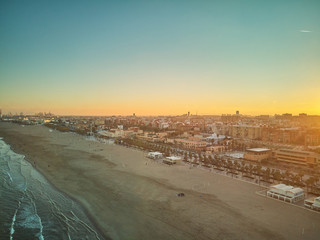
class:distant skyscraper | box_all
[236,110,239,115]
[188,111,190,117]
[0,109,2,117]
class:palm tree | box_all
[234,161,240,174]
[239,164,245,177]
[248,163,254,177]
[203,155,209,165]
[256,164,262,185]
[275,169,283,182]
[227,161,235,178]
[270,169,276,183]
[292,174,300,186]
[314,176,320,186]
[264,167,271,183]
[284,170,292,185]
[184,152,188,161]
[305,176,316,193]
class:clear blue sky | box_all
[1,0,319,115]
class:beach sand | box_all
[1,122,319,240]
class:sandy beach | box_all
[1,122,319,240]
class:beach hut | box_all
[163,156,182,165]
[147,152,163,160]
[304,196,320,211]
[267,184,304,203]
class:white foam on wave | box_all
[7,171,13,182]
[1,138,44,239]
[30,192,45,240]
[10,200,21,240]
[70,211,101,240]
[1,137,102,240]
[37,212,45,240]
[0,139,11,156]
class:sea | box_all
[0,137,107,240]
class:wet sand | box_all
[1,122,320,240]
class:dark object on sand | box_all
[177,193,185,197]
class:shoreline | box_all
[0,136,111,240]
[1,122,320,240]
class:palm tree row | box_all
[116,137,320,194]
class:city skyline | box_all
[0,108,318,117]
[1,0,319,116]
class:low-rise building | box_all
[166,138,175,144]
[147,152,163,159]
[304,196,320,211]
[206,145,226,154]
[273,149,320,167]
[267,184,304,203]
[244,148,272,162]
[163,156,182,165]
[174,138,207,150]
[98,129,123,138]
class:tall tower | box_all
[236,110,239,115]
[0,109,2,118]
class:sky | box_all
[1,0,319,116]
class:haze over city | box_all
[1,0,320,116]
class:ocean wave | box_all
[6,171,13,182]
[10,200,21,240]
[0,138,105,240]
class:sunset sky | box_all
[1,0,319,116]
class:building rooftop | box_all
[280,186,294,191]
[271,184,286,189]
[246,148,271,152]
[287,187,304,194]
[276,148,320,156]
[148,152,162,155]
[166,156,182,161]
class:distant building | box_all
[282,113,293,120]
[257,115,269,120]
[221,114,240,123]
[206,145,226,154]
[159,122,169,129]
[244,148,272,162]
[236,110,239,115]
[305,129,320,146]
[174,138,207,150]
[261,127,301,144]
[273,149,320,167]
[230,125,262,140]
[94,119,105,125]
